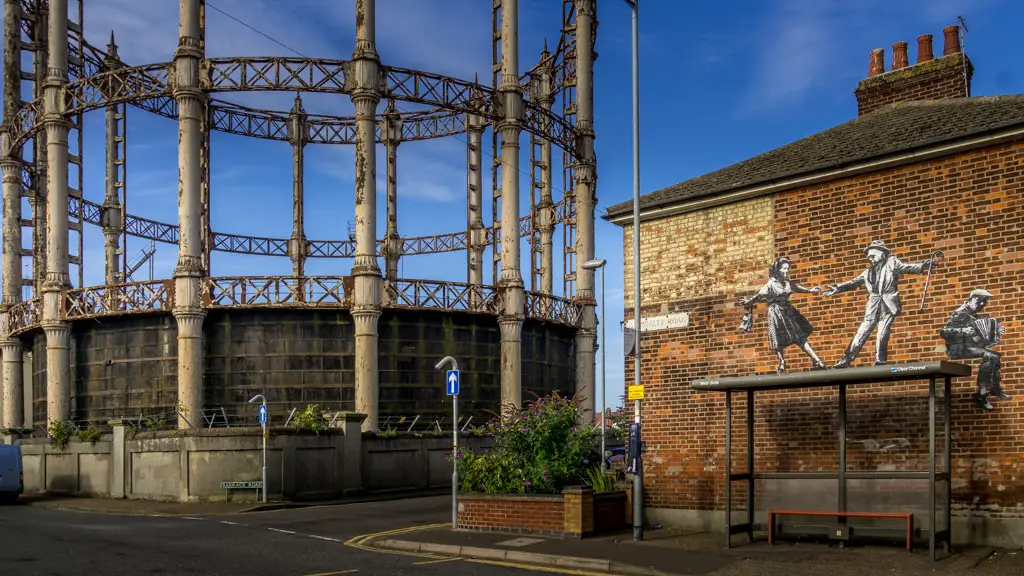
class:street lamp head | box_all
[582,258,607,270]
[248,394,265,404]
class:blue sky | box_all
[3,0,1021,411]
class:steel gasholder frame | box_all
[692,361,966,561]
[1,0,598,434]
[1,6,585,264]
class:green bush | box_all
[583,466,616,494]
[48,421,74,450]
[291,404,329,434]
[456,392,598,495]
[76,424,103,445]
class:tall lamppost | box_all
[248,394,268,504]
[582,258,607,471]
[622,0,643,542]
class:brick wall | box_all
[622,196,775,309]
[855,52,971,116]
[457,494,564,534]
[622,140,1024,522]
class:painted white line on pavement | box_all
[220,521,244,526]
[182,517,205,521]
[268,528,296,534]
[308,535,341,542]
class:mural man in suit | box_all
[940,289,1011,411]
[823,240,937,368]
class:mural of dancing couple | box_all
[738,239,1010,411]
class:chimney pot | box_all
[917,34,934,63]
[869,48,885,77]
[892,41,909,70]
[943,25,961,56]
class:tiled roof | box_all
[603,95,1024,220]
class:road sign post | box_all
[249,394,268,504]
[435,356,460,529]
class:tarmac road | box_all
[0,496,584,576]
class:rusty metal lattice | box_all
[6,298,40,336]
[401,232,467,255]
[212,232,289,256]
[383,279,501,314]
[5,99,40,149]
[306,239,357,258]
[206,57,348,93]
[525,291,583,326]
[125,212,180,244]
[383,66,486,114]
[211,105,290,140]
[70,197,102,225]
[6,280,580,330]
[62,281,172,319]
[203,276,350,307]
[64,62,172,115]
[401,110,466,141]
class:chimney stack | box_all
[943,25,961,55]
[892,41,909,70]
[854,24,972,116]
[868,48,885,77]
[916,34,934,63]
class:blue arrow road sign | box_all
[446,370,459,396]
[258,405,267,424]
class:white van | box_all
[0,444,24,504]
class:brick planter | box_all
[457,487,629,538]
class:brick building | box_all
[603,26,1024,547]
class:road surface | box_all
[0,495,579,576]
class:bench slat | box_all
[768,509,914,551]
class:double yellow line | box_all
[343,523,453,560]
[344,524,625,576]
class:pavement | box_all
[370,523,1024,576]
[5,494,1024,576]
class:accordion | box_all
[974,317,1001,345]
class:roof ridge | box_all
[604,94,1024,220]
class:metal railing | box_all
[9,276,586,336]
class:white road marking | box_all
[220,521,244,526]
[268,528,296,534]
[308,535,341,542]
[182,517,205,521]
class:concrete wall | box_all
[19,437,114,496]
[24,308,576,427]
[11,419,494,503]
[362,435,494,492]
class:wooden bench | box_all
[768,509,914,551]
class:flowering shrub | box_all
[457,392,598,495]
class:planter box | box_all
[457,487,629,538]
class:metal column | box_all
[944,376,952,555]
[839,383,848,529]
[724,389,732,548]
[928,376,936,560]
[746,390,755,543]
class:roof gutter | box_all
[603,124,1024,226]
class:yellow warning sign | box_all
[628,385,644,401]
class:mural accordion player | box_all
[940,288,1011,411]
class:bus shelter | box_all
[691,361,970,560]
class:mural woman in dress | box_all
[738,257,828,374]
